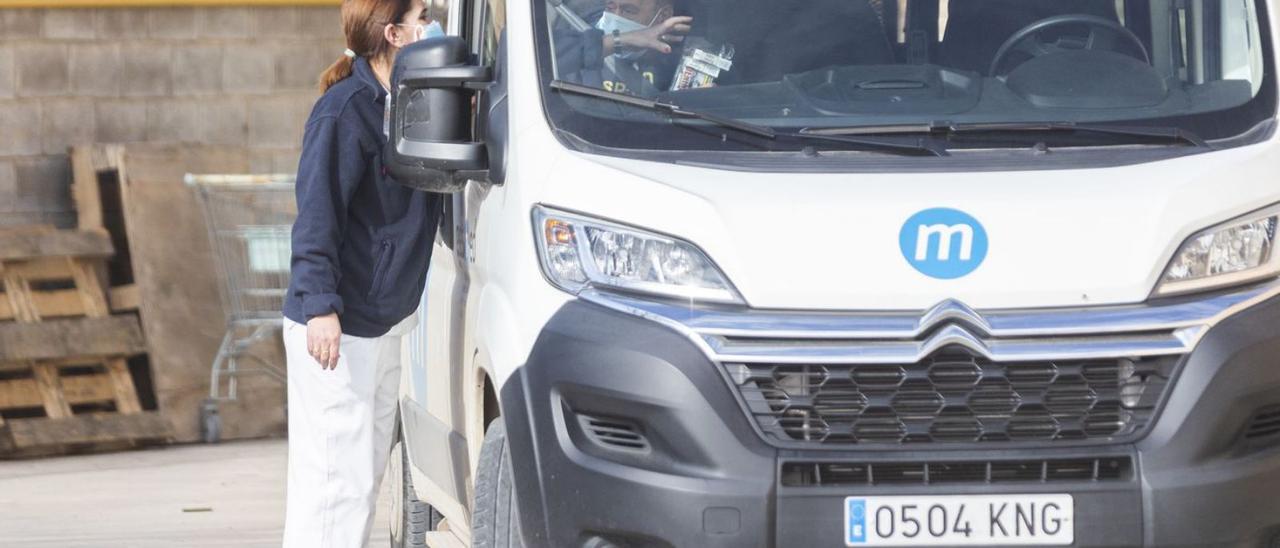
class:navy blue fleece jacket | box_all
[283,57,442,338]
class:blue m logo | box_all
[899,208,989,279]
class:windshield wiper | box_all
[810,121,1209,148]
[948,121,1209,148]
[549,80,946,156]
[550,80,775,137]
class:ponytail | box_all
[319,55,355,93]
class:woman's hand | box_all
[307,313,342,370]
[620,16,693,55]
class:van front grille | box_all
[781,457,1133,486]
[725,348,1178,446]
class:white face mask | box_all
[397,21,443,46]
[423,20,445,39]
[594,10,652,35]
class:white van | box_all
[384,0,1280,546]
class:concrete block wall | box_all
[0,6,345,228]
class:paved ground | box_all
[0,439,393,547]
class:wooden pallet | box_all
[71,145,138,313]
[0,357,142,419]
[0,228,170,456]
[1,231,112,314]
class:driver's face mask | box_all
[595,10,660,61]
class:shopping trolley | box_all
[186,174,297,443]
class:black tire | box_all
[391,424,442,548]
[471,421,524,548]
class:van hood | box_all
[535,144,1280,311]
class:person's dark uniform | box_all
[283,56,442,337]
[553,8,680,96]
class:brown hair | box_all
[319,0,415,92]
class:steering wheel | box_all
[989,14,1150,77]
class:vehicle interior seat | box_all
[938,0,1122,75]
[696,0,896,84]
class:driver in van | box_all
[555,0,693,94]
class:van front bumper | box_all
[500,289,1280,548]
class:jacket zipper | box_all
[368,240,395,301]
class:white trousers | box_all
[281,317,408,548]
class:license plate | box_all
[844,494,1074,546]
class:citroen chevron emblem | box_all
[914,300,993,358]
[919,324,992,359]
[917,299,991,337]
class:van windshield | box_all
[536,0,1275,152]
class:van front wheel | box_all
[471,421,524,548]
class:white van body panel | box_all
[541,141,1279,311]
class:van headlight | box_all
[533,206,741,304]
[1155,204,1279,296]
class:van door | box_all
[399,0,479,532]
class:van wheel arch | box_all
[482,374,501,429]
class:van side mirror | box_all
[384,36,492,193]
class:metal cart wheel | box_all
[201,398,222,444]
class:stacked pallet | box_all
[0,228,171,457]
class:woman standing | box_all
[281,0,443,546]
